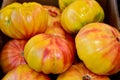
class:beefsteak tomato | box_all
[24,33,75,74]
[0,2,48,39]
[61,0,104,34]
[75,22,120,75]
[0,39,27,73]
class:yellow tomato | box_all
[0,2,48,39]
[61,0,104,34]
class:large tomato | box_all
[61,0,104,34]
[75,22,120,75]
[0,2,48,39]
[2,64,51,80]
[57,63,110,80]
[0,39,27,73]
[24,33,76,74]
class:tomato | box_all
[0,2,48,39]
[61,0,104,34]
[2,64,51,80]
[75,22,120,75]
[24,33,76,74]
[0,39,27,73]
[57,62,110,80]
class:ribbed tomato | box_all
[24,33,76,74]
[2,64,51,80]
[75,22,120,75]
[61,0,104,34]
[0,2,48,39]
[0,39,27,73]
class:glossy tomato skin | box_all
[57,63,110,80]
[0,2,48,39]
[75,22,120,75]
[24,33,76,74]
[61,0,104,34]
[0,39,27,73]
[2,64,51,80]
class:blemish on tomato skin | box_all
[48,9,58,17]
[82,74,91,80]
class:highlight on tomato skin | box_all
[0,39,28,74]
[24,33,76,74]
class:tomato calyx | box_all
[82,74,91,80]
[116,37,120,42]
[21,51,24,56]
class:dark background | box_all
[0,0,2,7]
[117,0,120,16]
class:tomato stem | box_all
[82,74,91,80]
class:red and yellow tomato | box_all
[2,64,51,80]
[0,2,48,39]
[24,33,76,74]
[0,39,27,73]
[75,22,120,75]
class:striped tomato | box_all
[75,22,120,75]
[0,39,27,73]
[61,0,104,34]
[0,2,48,39]
[24,33,75,74]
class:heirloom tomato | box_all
[75,22,120,75]
[0,39,27,73]
[24,33,75,74]
[0,2,48,39]
[61,0,104,34]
